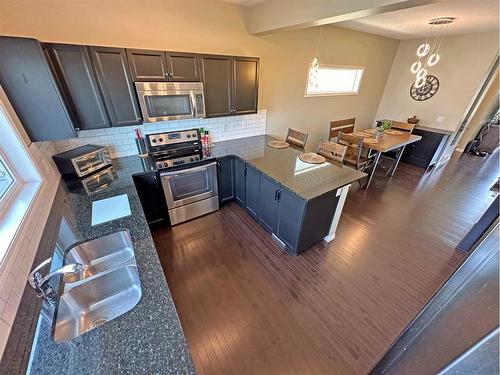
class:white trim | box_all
[0,151,21,212]
[324,184,351,242]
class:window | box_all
[0,87,42,267]
[305,64,364,97]
[0,157,14,201]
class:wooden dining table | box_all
[351,130,422,188]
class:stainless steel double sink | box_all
[54,230,142,342]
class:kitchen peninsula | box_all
[211,135,366,254]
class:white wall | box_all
[375,32,498,160]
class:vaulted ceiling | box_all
[219,0,499,39]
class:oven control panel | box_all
[155,154,201,169]
[147,129,199,148]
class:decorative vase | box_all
[407,115,420,124]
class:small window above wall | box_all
[305,64,364,97]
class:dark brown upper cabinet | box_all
[89,46,142,127]
[127,49,200,82]
[127,49,169,81]
[166,52,200,81]
[200,55,233,117]
[232,57,259,116]
[0,36,76,141]
[201,55,259,118]
[45,43,111,130]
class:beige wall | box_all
[375,32,498,159]
[457,70,499,150]
[0,0,399,149]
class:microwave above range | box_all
[135,81,206,123]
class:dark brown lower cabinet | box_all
[89,46,142,127]
[218,156,340,255]
[217,157,235,203]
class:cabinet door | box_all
[46,44,111,130]
[200,55,232,117]
[402,129,444,168]
[234,157,246,207]
[0,37,75,141]
[259,174,279,233]
[232,57,259,115]
[245,164,260,221]
[127,49,169,81]
[166,52,200,82]
[217,157,234,203]
[89,46,142,126]
[132,172,168,224]
[276,189,306,253]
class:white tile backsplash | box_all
[53,109,267,157]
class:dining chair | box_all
[337,132,371,172]
[317,139,347,163]
[286,128,308,149]
[389,120,415,133]
[382,120,415,162]
[329,118,355,140]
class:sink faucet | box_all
[28,257,84,305]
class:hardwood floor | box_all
[151,151,499,375]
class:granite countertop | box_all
[211,135,366,200]
[27,156,195,375]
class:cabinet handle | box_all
[244,167,247,176]
[276,190,281,202]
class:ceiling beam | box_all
[242,0,448,35]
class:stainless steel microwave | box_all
[134,82,206,123]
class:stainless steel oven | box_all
[135,82,206,123]
[160,161,218,225]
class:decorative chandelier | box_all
[410,17,454,88]
[308,28,323,90]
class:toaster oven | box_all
[53,145,111,178]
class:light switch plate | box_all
[436,116,445,123]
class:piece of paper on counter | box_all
[91,194,131,226]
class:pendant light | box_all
[308,27,323,89]
[411,17,454,88]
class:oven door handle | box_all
[160,162,216,178]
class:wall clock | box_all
[410,75,439,101]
